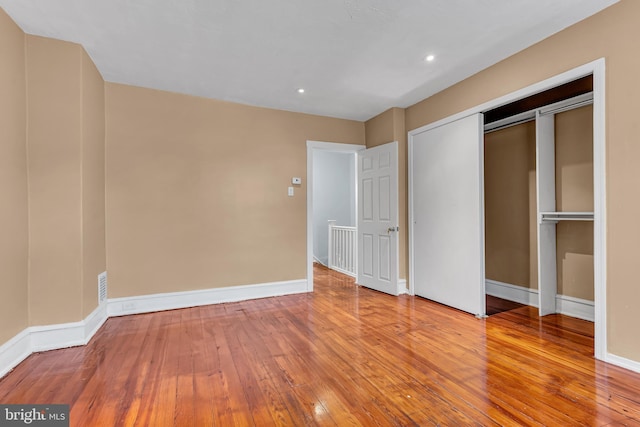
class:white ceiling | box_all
[0,0,618,121]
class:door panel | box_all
[362,234,374,278]
[363,179,373,221]
[379,176,390,220]
[379,236,390,281]
[357,142,399,295]
[411,114,486,316]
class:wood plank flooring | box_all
[1,264,640,426]
[486,295,526,316]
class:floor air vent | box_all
[98,272,107,305]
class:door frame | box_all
[408,58,607,360]
[306,140,364,291]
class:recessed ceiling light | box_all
[297,88,305,94]
[425,54,435,62]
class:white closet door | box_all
[411,113,485,316]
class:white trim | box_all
[329,266,356,278]
[555,294,595,322]
[29,321,88,353]
[84,304,108,340]
[398,279,407,295]
[408,58,607,361]
[592,59,607,361]
[0,329,31,379]
[1,279,305,379]
[0,304,108,378]
[306,140,365,293]
[30,304,107,352]
[478,116,487,316]
[606,353,640,374]
[485,279,595,322]
[408,133,415,296]
[107,279,307,317]
[485,279,538,307]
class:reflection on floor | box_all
[1,263,631,426]
[486,294,526,316]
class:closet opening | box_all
[483,76,595,324]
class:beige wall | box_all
[81,50,106,317]
[0,28,106,331]
[364,107,408,282]
[365,109,395,146]
[0,9,29,345]
[26,35,84,325]
[105,83,364,298]
[556,106,594,212]
[25,36,105,326]
[484,122,537,289]
[556,105,594,301]
[407,0,638,359]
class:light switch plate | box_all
[288,187,294,196]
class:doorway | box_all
[312,150,357,271]
[307,140,401,296]
[306,141,363,291]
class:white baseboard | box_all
[486,279,538,307]
[107,278,308,317]
[29,304,108,352]
[0,304,108,378]
[3,278,640,376]
[0,329,31,379]
[313,257,327,267]
[84,303,109,340]
[398,279,407,295]
[0,278,308,379]
[555,294,595,322]
[485,279,594,321]
[606,353,640,374]
[328,266,356,278]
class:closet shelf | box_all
[539,211,594,223]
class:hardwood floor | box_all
[486,295,526,316]
[2,264,640,426]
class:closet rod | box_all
[538,92,593,116]
[539,211,595,223]
[483,92,593,134]
[484,115,534,134]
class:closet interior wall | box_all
[484,121,538,292]
[484,103,594,315]
[554,105,594,301]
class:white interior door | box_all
[411,114,486,316]
[357,141,399,295]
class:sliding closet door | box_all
[411,113,486,317]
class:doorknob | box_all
[387,226,399,233]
